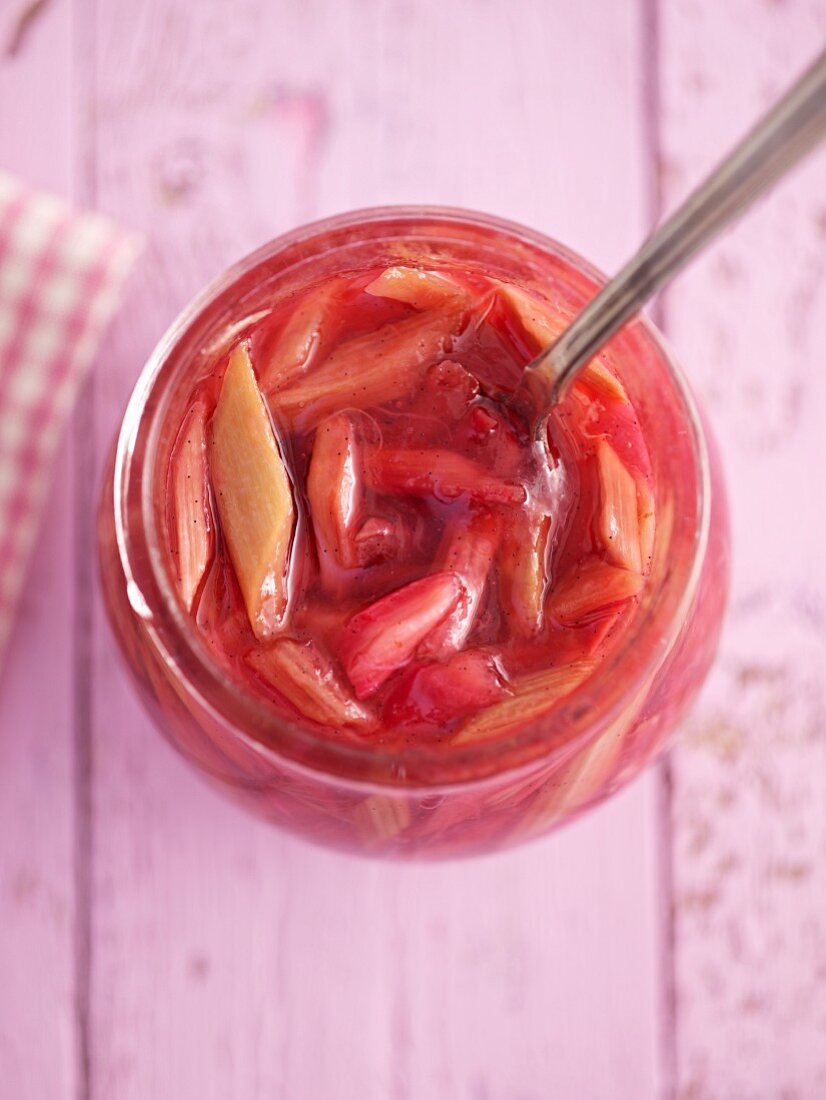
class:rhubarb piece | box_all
[352,794,411,842]
[273,301,467,430]
[546,731,621,816]
[209,343,296,638]
[306,412,362,573]
[420,509,501,657]
[515,679,650,837]
[246,638,372,730]
[369,448,526,506]
[581,604,631,657]
[170,399,214,611]
[259,280,344,393]
[577,358,629,404]
[592,399,653,481]
[341,572,463,698]
[454,659,596,744]
[384,649,508,728]
[547,556,645,627]
[513,729,624,839]
[496,281,628,403]
[194,551,252,662]
[552,681,648,811]
[595,440,643,573]
[365,265,466,309]
[499,505,552,636]
[495,282,567,350]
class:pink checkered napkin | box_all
[0,172,141,661]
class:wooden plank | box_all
[660,4,826,1097]
[86,2,664,1096]
[0,1,79,1096]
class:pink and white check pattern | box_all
[0,172,140,660]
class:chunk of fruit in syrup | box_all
[578,356,629,404]
[246,638,372,731]
[340,571,464,699]
[494,281,567,348]
[595,440,643,574]
[352,794,412,843]
[384,649,509,729]
[368,447,526,506]
[209,343,296,639]
[498,503,552,637]
[419,508,501,658]
[306,411,363,573]
[494,280,628,403]
[272,300,468,430]
[512,676,651,840]
[365,265,467,310]
[170,399,213,611]
[547,555,644,627]
[258,279,345,394]
[453,658,597,744]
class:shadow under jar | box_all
[98,207,729,858]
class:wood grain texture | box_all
[0,1,79,1097]
[84,1,663,1097]
[660,3,826,1098]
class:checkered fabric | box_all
[0,172,141,661]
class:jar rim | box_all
[112,204,711,789]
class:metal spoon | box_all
[517,46,826,414]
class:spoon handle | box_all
[527,47,826,402]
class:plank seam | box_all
[641,0,678,1096]
[71,0,98,1097]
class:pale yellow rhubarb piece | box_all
[246,638,372,731]
[513,731,615,838]
[547,556,645,627]
[596,440,643,573]
[170,400,213,611]
[512,677,651,839]
[352,794,412,843]
[273,301,467,430]
[261,280,343,393]
[495,281,568,347]
[495,281,628,402]
[365,265,466,309]
[453,659,596,745]
[498,506,552,637]
[210,343,295,639]
[578,357,629,403]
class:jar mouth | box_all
[113,205,711,789]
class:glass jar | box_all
[98,207,729,857]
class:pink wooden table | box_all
[1,2,825,1097]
